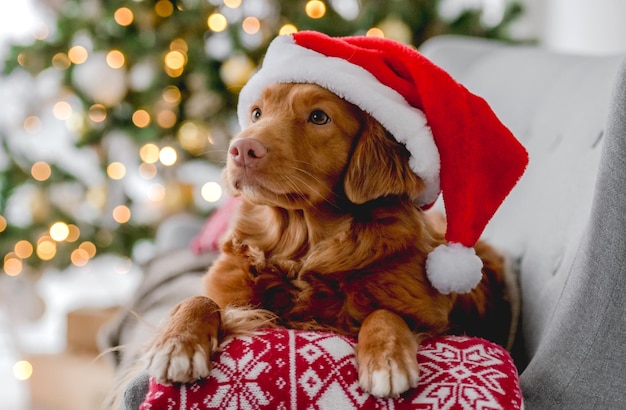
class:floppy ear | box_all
[344,116,425,204]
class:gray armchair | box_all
[420,35,626,408]
[104,36,626,409]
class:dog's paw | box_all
[356,309,421,397]
[144,334,217,385]
[357,346,420,397]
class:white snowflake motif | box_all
[204,345,274,409]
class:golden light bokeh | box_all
[138,163,158,179]
[279,24,298,35]
[49,221,70,242]
[242,17,261,34]
[24,115,42,134]
[112,205,131,224]
[139,143,160,164]
[223,0,242,8]
[107,162,126,180]
[162,86,182,104]
[366,27,385,38]
[66,224,80,242]
[14,240,34,259]
[114,7,134,26]
[147,183,166,202]
[159,146,178,166]
[53,101,73,120]
[132,109,151,128]
[68,45,88,64]
[88,104,107,123]
[31,161,52,182]
[3,255,22,277]
[51,53,71,70]
[156,109,177,129]
[106,50,125,69]
[208,13,228,32]
[201,181,222,203]
[13,361,33,381]
[305,0,326,19]
[0,215,6,232]
[79,241,97,258]
[36,238,57,261]
[155,0,174,17]
[164,50,186,70]
[169,38,188,53]
[71,248,90,266]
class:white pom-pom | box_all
[425,243,483,294]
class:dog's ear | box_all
[344,117,425,204]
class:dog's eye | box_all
[251,107,262,122]
[308,110,330,125]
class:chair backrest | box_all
[420,36,624,356]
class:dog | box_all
[143,83,517,398]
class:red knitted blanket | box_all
[141,330,522,409]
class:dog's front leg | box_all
[356,309,421,397]
[144,295,221,385]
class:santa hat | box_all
[237,31,528,294]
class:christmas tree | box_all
[0,0,522,277]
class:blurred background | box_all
[0,0,625,408]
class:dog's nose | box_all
[229,138,267,168]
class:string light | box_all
[79,241,97,258]
[3,254,22,277]
[13,361,33,381]
[223,0,242,8]
[114,7,134,26]
[132,109,151,128]
[156,109,177,129]
[208,13,228,32]
[66,224,80,242]
[279,24,298,35]
[138,163,158,179]
[70,248,90,266]
[106,50,125,69]
[107,162,126,180]
[201,181,222,203]
[53,101,73,120]
[139,143,160,164]
[366,27,385,38]
[242,17,261,35]
[14,240,33,259]
[23,116,42,134]
[112,205,131,223]
[67,46,88,64]
[154,0,174,17]
[147,183,166,201]
[88,104,107,123]
[49,222,70,241]
[305,0,326,19]
[31,161,52,182]
[159,146,178,166]
[51,53,71,70]
[36,236,57,260]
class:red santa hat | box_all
[237,31,528,294]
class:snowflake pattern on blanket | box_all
[141,330,522,410]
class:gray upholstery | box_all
[106,36,626,409]
[421,36,626,408]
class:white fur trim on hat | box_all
[425,243,483,294]
[237,35,441,206]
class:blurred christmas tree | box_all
[0,0,522,276]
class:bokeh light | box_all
[159,146,177,166]
[208,13,228,32]
[68,45,88,64]
[13,361,33,381]
[31,161,51,181]
[305,0,326,19]
[132,109,151,128]
[107,162,126,180]
[139,143,160,164]
[201,181,222,203]
[112,205,131,223]
[49,221,70,241]
[106,50,125,69]
[279,24,298,35]
[114,7,134,26]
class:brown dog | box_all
[144,83,515,398]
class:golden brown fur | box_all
[144,83,514,397]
